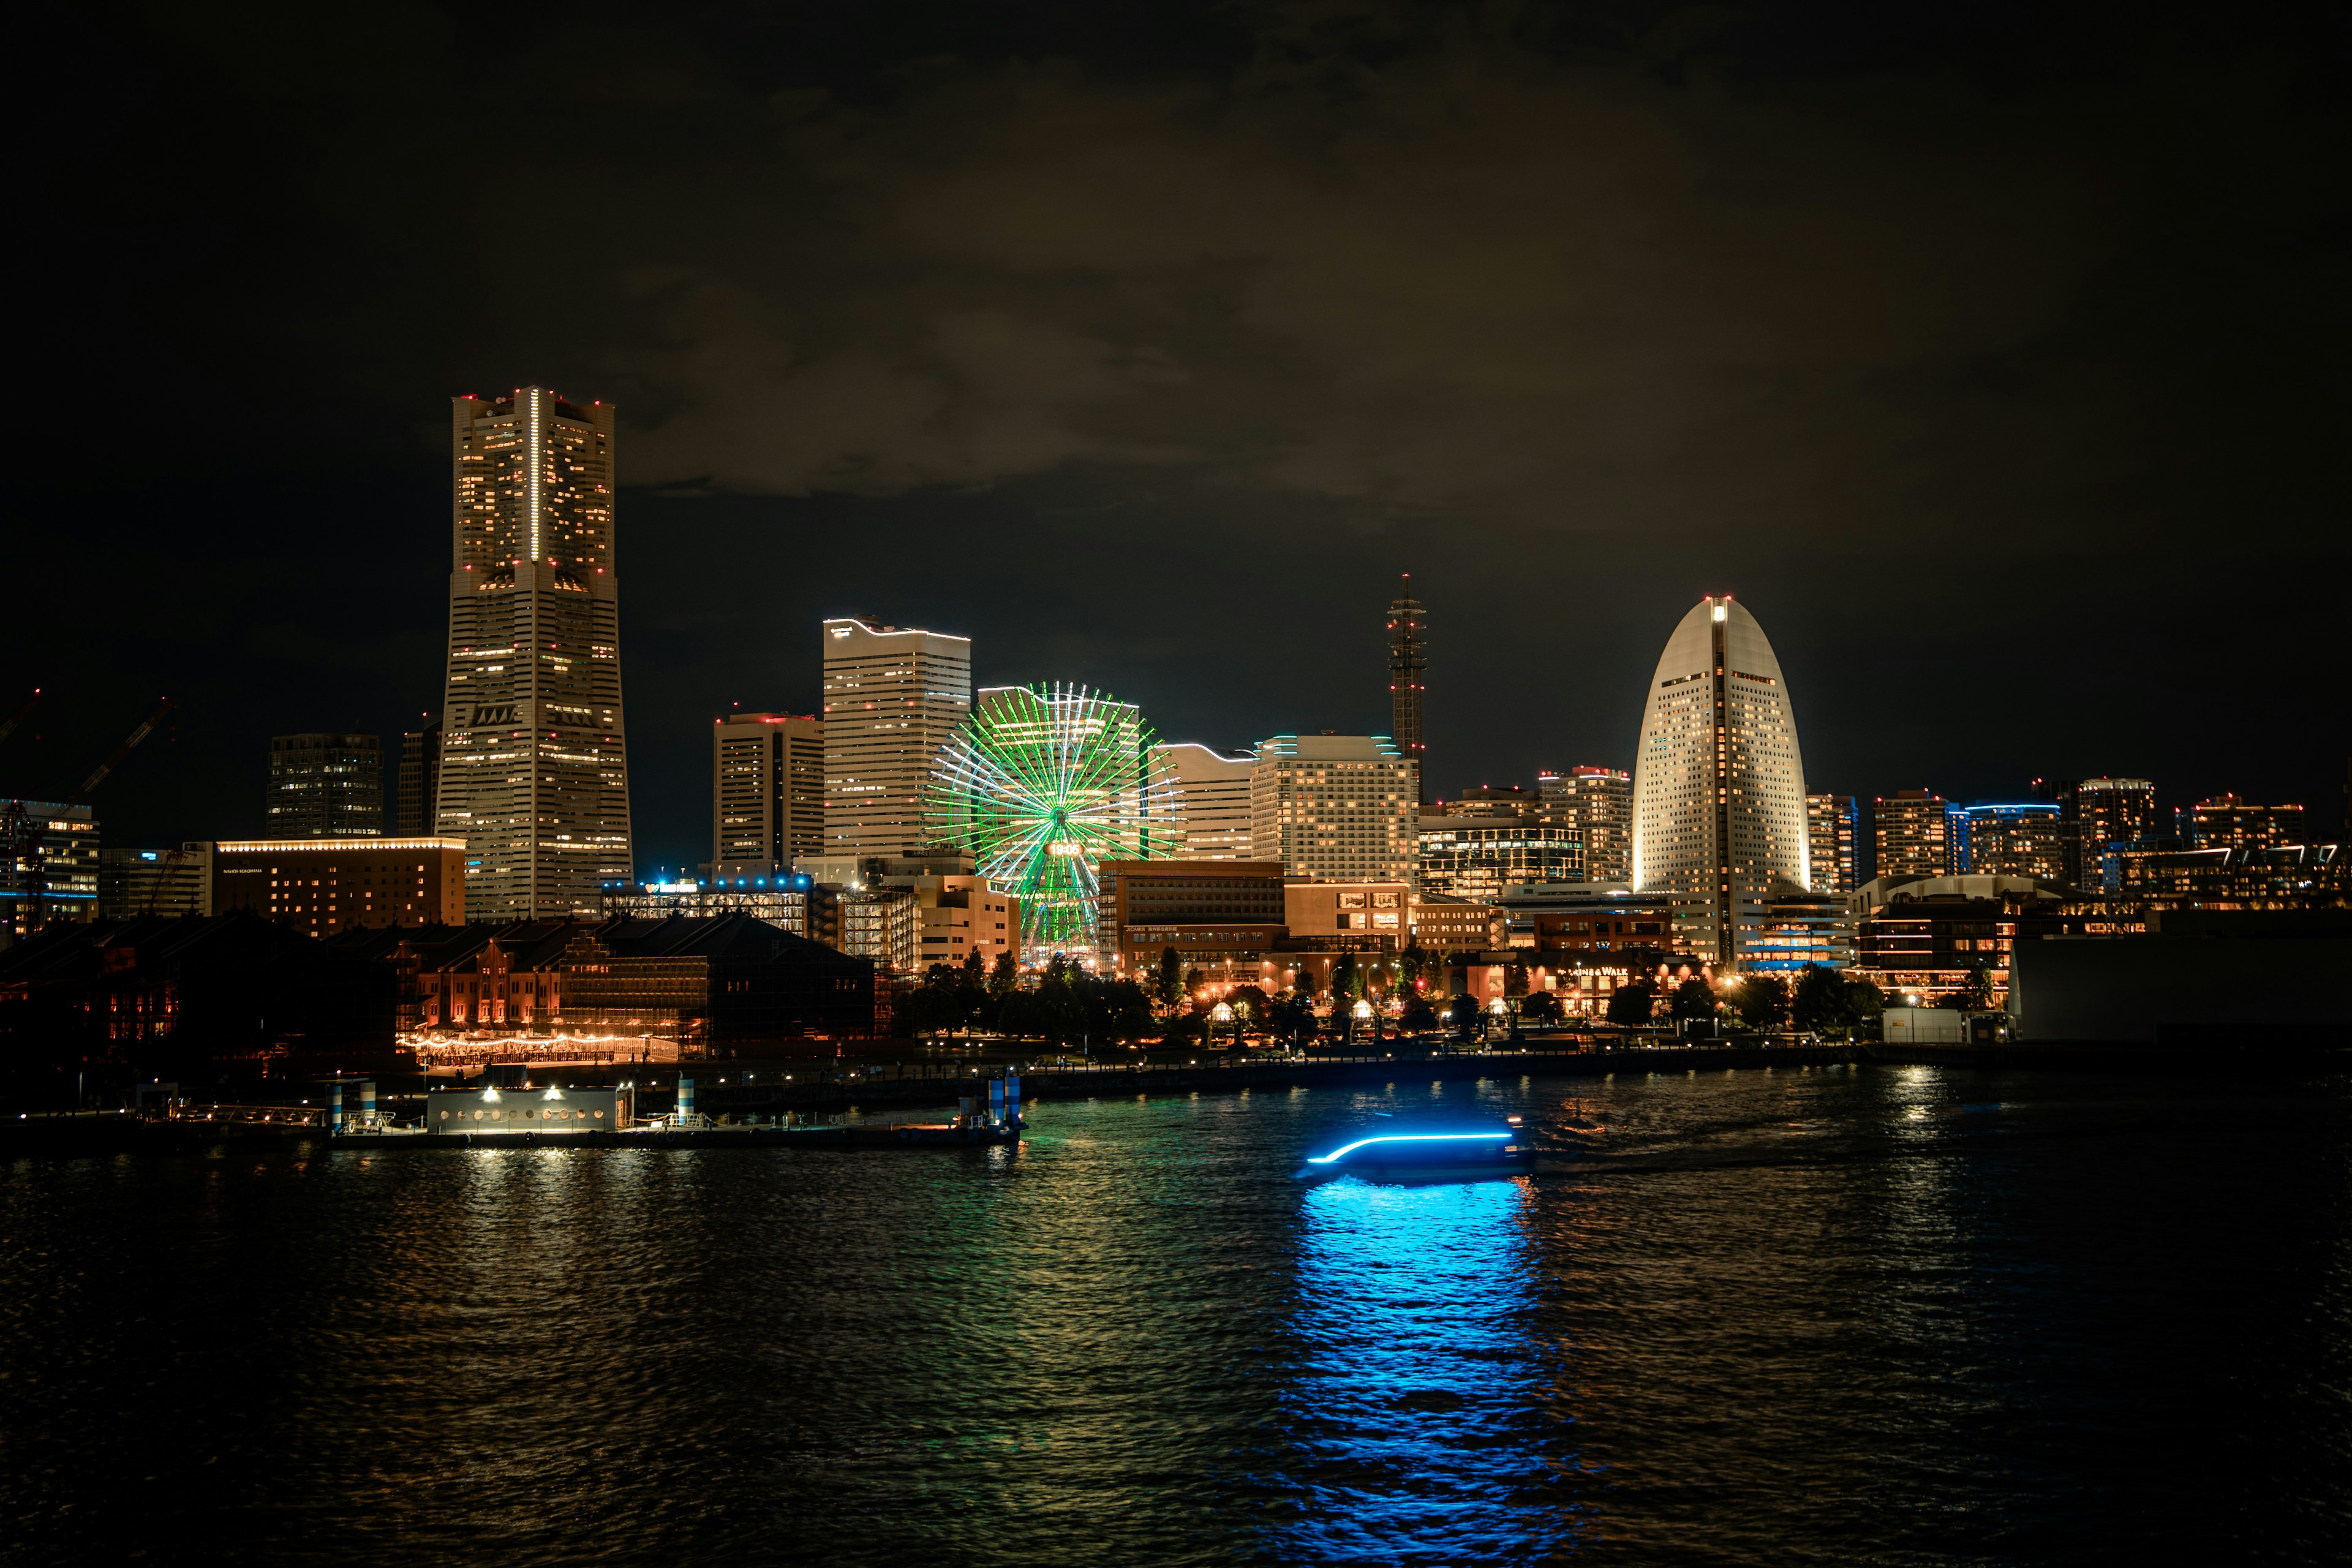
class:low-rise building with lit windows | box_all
[213,837,468,937]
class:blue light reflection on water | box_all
[1270,1175,1580,1565]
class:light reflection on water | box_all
[1,1065,2346,1567]
[1276,1175,1575,1564]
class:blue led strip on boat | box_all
[1306,1133,1511,1165]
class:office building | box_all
[1250,734,1417,884]
[1496,884,1687,959]
[214,837,469,937]
[394,722,442,835]
[1539,767,1632,884]
[1,800,99,938]
[2038,777,2157,892]
[819,618,971,867]
[601,873,840,948]
[98,842,214,919]
[435,388,633,919]
[1629,595,1811,966]
[912,874,1020,971]
[1411,892,1506,954]
[267,733,383,838]
[1417,812,1582,902]
[1950,802,2065,880]
[1284,880,1412,948]
[2113,840,2348,910]
[1873,791,1950,881]
[1387,576,1428,805]
[839,886,922,974]
[1155,744,1257,859]
[1099,859,1287,972]
[1805,793,1860,893]
[712,712,824,880]
[1748,889,1859,973]
[2182,794,2305,852]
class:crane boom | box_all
[0,688,39,747]
[70,698,175,803]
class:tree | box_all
[1671,976,1717,1022]
[1330,951,1360,1002]
[1841,974,1886,1035]
[1521,990,1562,1025]
[1273,990,1316,1047]
[1226,984,1272,1034]
[1792,964,1846,1033]
[1953,963,1997,1012]
[1605,978,1656,1027]
[1401,993,1440,1033]
[988,949,1020,1000]
[1397,943,1431,994]
[1153,946,1185,1017]
[1447,992,1483,1036]
[1732,974,1792,1031]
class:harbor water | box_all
[3,1061,2346,1565]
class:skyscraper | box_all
[820,618,971,864]
[435,388,633,919]
[1387,577,1428,807]
[1155,742,1257,858]
[395,720,441,835]
[2182,794,2304,852]
[1805,793,1860,893]
[1873,790,1950,881]
[267,733,383,837]
[1950,802,2064,880]
[712,712,824,880]
[1630,595,1809,966]
[1539,766,1633,883]
[2037,777,2157,891]
[1250,734,1418,884]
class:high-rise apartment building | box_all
[820,618,971,867]
[712,713,824,879]
[1155,743,1257,858]
[1387,577,1428,806]
[395,722,442,835]
[2,800,99,937]
[1539,767,1633,884]
[2182,794,2304,851]
[1950,802,2065,880]
[435,388,633,919]
[1804,793,1860,893]
[2038,777,2157,891]
[1250,734,1418,884]
[267,733,383,838]
[1630,595,1810,966]
[1873,791,1950,882]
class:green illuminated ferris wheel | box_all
[922,683,1183,957]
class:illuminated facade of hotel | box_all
[435,388,633,919]
[1155,743,1257,858]
[1630,596,1810,966]
[819,619,971,867]
[1250,734,1417,884]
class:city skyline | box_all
[11,7,2346,875]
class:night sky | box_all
[14,2,2349,874]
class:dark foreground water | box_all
[4,1063,2349,1566]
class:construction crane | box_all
[5,696,176,937]
[0,688,39,747]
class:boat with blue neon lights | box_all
[1301,1118,1537,1180]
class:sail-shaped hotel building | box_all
[1630,595,1810,967]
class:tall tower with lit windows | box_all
[435,388,633,919]
[1630,595,1809,967]
[1386,576,1428,806]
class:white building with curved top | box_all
[1630,595,1811,967]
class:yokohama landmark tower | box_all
[1630,595,1809,967]
[435,388,633,918]
[1387,576,1428,806]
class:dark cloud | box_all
[13,2,2350,869]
